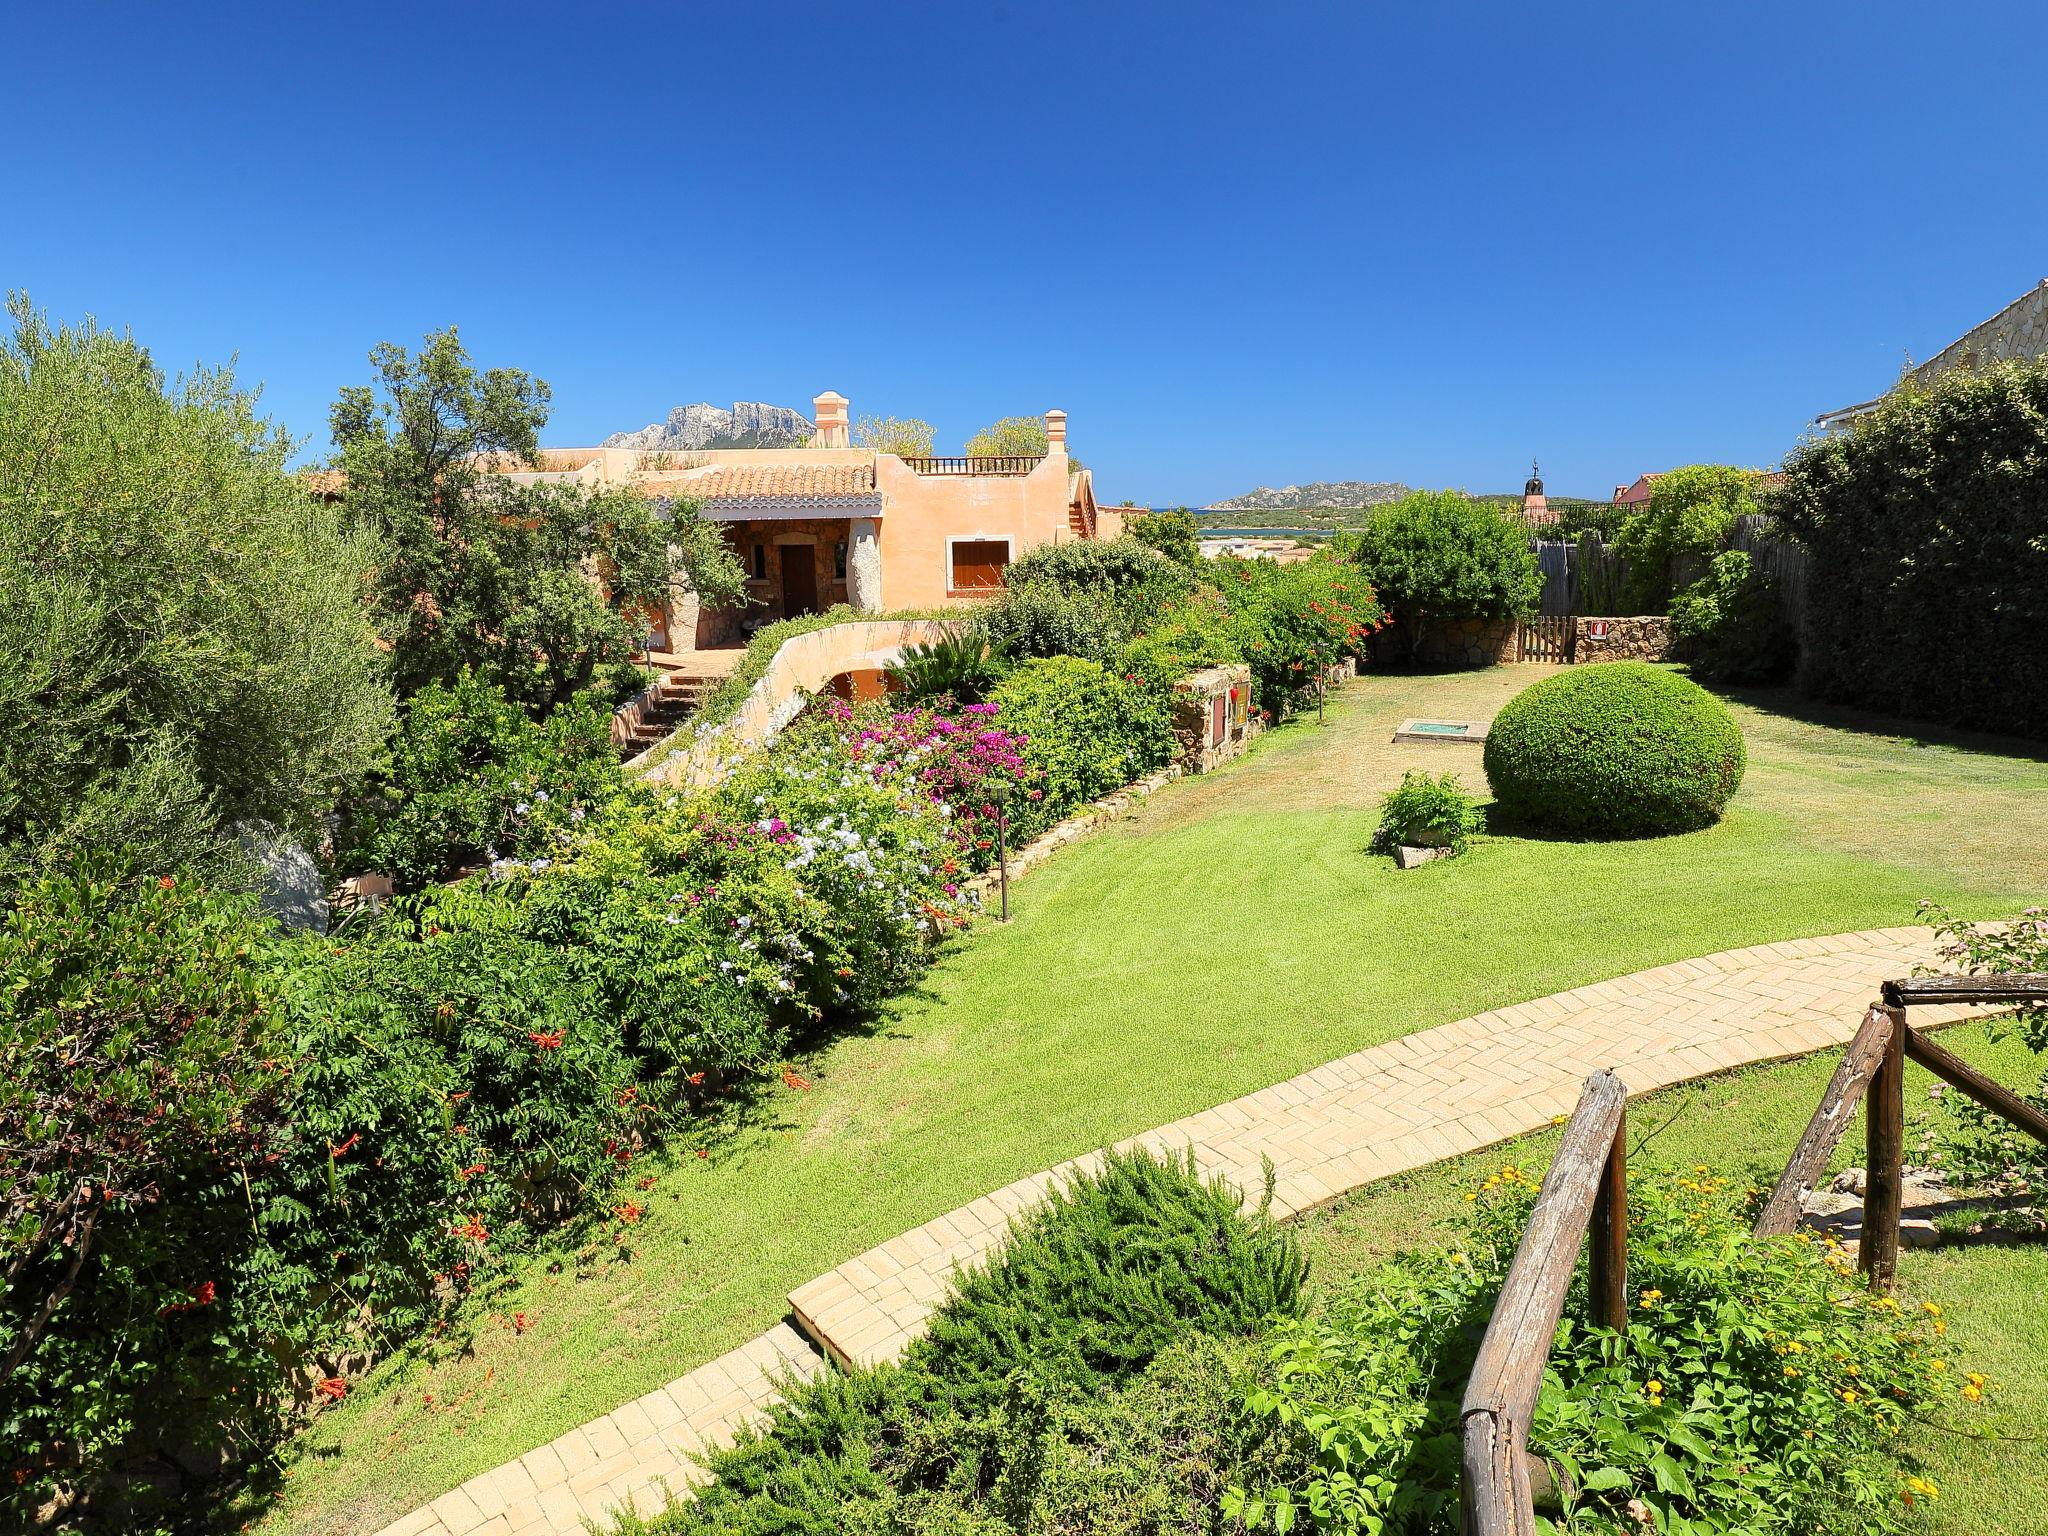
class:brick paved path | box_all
[375,925,1978,1536]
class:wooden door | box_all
[779,544,819,617]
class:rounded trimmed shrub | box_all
[1483,663,1745,836]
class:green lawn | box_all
[1294,1023,2048,1536]
[263,668,2048,1535]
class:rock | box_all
[1395,844,1453,870]
[1900,1219,1941,1249]
[603,401,815,451]
[1831,1167,1867,1196]
[236,821,328,934]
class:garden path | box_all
[371,925,1985,1536]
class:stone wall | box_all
[1912,279,2048,385]
[1572,615,1672,663]
[1375,616,1518,669]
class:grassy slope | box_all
[1295,1024,2048,1536]
[266,668,2048,1535]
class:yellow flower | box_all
[1962,1383,1983,1403]
[1922,1301,1943,1318]
[1906,1476,1940,1501]
[1784,1366,1801,1378]
[1786,1339,1807,1354]
[1842,1389,1860,1405]
[1450,1252,1469,1266]
[1930,1359,1947,1373]
[1843,1363,1861,1377]
[1965,1372,1987,1387]
[1637,1288,1664,1308]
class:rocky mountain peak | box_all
[602,401,815,451]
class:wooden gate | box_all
[1516,615,1571,662]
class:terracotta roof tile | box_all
[646,463,877,503]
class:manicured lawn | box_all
[263,668,2048,1535]
[1294,1022,2048,1536]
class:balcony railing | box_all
[900,455,1045,477]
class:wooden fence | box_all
[1462,972,2048,1532]
[1755,973,2048,1289]
[1462,1071,1629,1536]
[1516,615,1571,663]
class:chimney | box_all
[1044,408,1067,457]
[813,391,850,448]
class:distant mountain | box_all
[1205,480,1415,512]
[602,401,814,451]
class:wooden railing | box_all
[1461,1070,1629,1536]
[1756,973,2048,1289]
[1462,973,2048,1533]
[899,455,1044,476]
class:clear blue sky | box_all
[6,1,2044,505]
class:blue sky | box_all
[6,1,2045,504]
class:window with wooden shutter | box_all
[949,538,1011,592]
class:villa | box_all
[483,393,1120,654]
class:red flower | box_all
[157,875,177,890]
[781,1068,812,1092]
[451,1217,490,1243]
[529,1030,564,1051]
[695,1148,709,1160]
[315,1377,348,1403]
[512,1311,530,1333]
[615,1200,644,1224]
[329,1132,360,1158]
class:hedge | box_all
[1776,360,2048,736]
[1483,663,1746,836]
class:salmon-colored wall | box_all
[870,453,1074,609]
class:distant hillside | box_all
[1205,480,1413,513]
[602,401,814,451]
[1192,506,1371,531]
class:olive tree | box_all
[331,329,746,712]
[0,296,392,877]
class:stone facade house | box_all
[486,393,1120,654]
[1816,277,2048,430]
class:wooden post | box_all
[1903,1026,2048,1148]
[1587,1103,1628,1335]
[1756,1005,1892,1237]
[1861,1002,1906,1291]
[1462,1071,1626,1536]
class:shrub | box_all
[990,657,1176,837]
[1776,360,2048,736]
[337,669,623,890]
[1483,664,1745,836]
[917,1148,1307,1409]
[1919,904,2048,1231]
[1349,490,1541,658]
[882,628,1005,705]
[1231,1168,1973,1536]
[1668,550,1796,685]
[1612,464,1766,612]
[1372,771,1482,855]
[973,582,1124,662]
[0,864,288,1517]
[978,537,1196,664]
[1116,596,1244,688]
[1218,557,1385,713]
[1128,507,1202,566]
[0,297,391,879]
[646,1149,1305,1534]
[828,699,1038,874]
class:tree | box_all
[330,329,745,711]
[0,296,392,878]
[1128,508,1201,566]
[963,414,1048,457]
[1612,464,1764,610]
[852,414,935,457]
[1349,489,1542,658]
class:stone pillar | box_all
[812,390,850,447]
[848,517,882,612]
[1044,408,1067,456]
